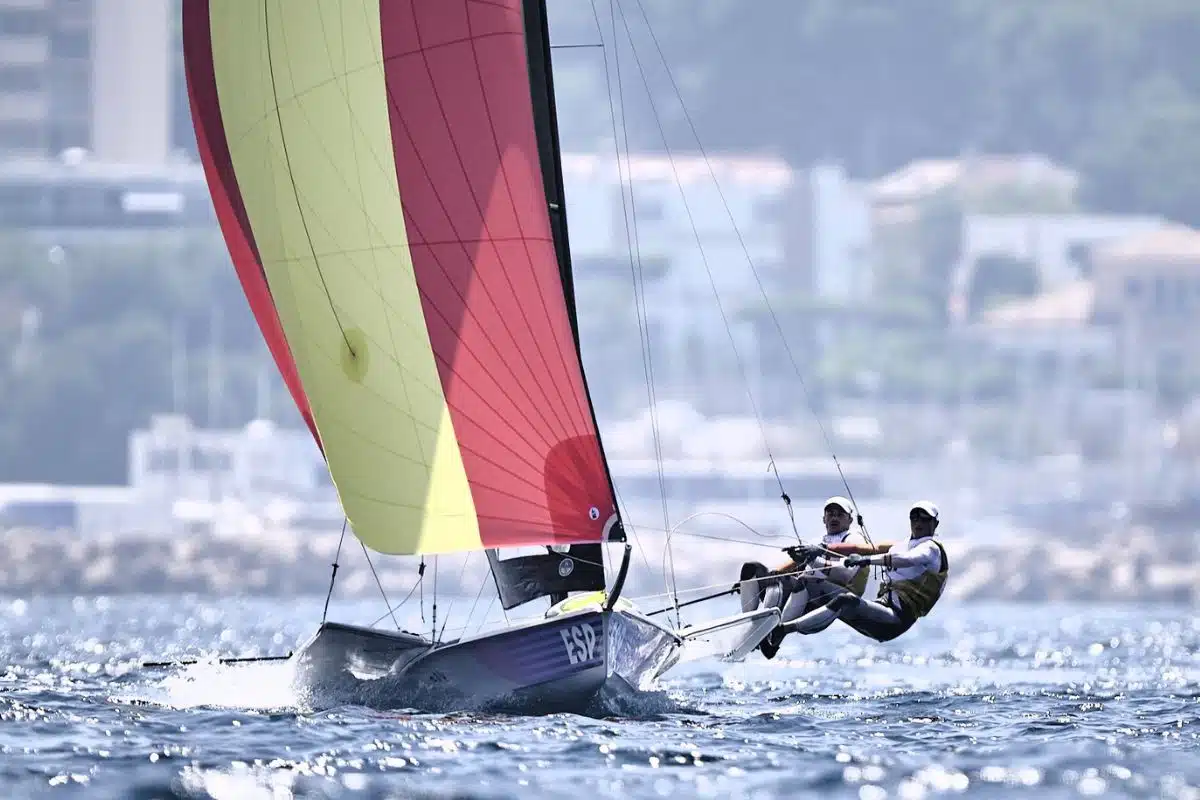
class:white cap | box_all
[910,500,939,520]
[823,496,855,516]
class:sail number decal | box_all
[559,623,599,665]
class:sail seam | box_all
[262,0,356,360]
[263,25,575,467]
[245,156,569,463]
[320,0,432,471]
[403,6,582,445]
[377,81,579,455]
[222,31,528,154]
[464,7,594,442]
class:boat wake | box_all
[121,658,308,713]
[120,657,698,720]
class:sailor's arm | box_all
[773,558,803,574]
[853,542,937,569]
[823,541,893,557]
[820,554,857,584]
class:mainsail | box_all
[183,1,623,564]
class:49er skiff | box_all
[182,0,777,711]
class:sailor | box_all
[737,496,871,658]
[780,500,949,643]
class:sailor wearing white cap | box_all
[737,495,871,658]
[781,500,950,643]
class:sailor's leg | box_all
[778,582,810,624]
[737,567,797,660]
[785,593,914,642]
[773,574,851,635]
[781,595,848,635]
[789,575,848,611]
[768,573,844,628]
[738,562,771,613]
[836,598,915,643]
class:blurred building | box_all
[0,157,214,232]
[954,212,1166,295]
[0,0,178,163]
[970,224,1200,512]
[867,153,1080,219]
[563,152,798,414]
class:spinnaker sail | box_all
[183,0,622,557]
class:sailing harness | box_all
[877,539,950,622]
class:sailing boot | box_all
[758,626,785,659]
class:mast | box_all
[522,0,576,341]
[522,0,625,544]
[479,0,633,612]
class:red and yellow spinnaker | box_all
[183,0,617,555]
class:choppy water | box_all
[1,595,1197,799]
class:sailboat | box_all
[181,0,778,711]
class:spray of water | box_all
[132,658,308,712]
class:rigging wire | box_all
[624,0,872,546]
[360,540,402,631]
[589,0,670,613]
[368,570,425,630]
[459,567,496,641]
[436,553,478,644]
[609,0,787,501]
[606,0,809,599]
[320,519,348,624]
[657,510,787,599]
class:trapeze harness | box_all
[847,537,949,641]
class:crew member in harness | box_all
[780,500,949,642]
[738,496,871,658]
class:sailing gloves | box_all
[784,544,823,563]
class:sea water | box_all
[0,595,1197,798]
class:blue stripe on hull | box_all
[471,614,605,685]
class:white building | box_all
[809,162,872,300]
[954,212,1167,295]
[127,413,328,504]
[0,414,331,539]
[0,157,214,232]
[562,152,797,410]
[0,0,173,163]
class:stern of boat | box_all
[606,609,684,689]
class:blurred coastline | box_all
[3,523,1195,604]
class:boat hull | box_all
[290,607,679,713]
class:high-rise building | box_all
[0,0,175,164]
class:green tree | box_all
[0,232,271,483]
[0,315,170,483]
[968,254,1041,318]
[1078,75,1200,225]
[558,0,1200,224]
